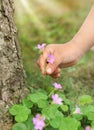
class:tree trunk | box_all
[0,0,29,129]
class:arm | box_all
[72,5,94,53]
[37,5,94,78]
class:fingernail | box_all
[47,68,52,74]
[58,73,61,77]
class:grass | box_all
[15,1,94,101]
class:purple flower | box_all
[52,94,63,105]
[37,43,46,50]
[53,82,62,89]
[74,106,82,114]
[33,114,46,130]
[85,126,91,130]
[47,54,55,64]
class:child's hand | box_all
[37,41,84,78]
[37,5,94,78]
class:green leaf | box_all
[58,92,72,106]
[50,115,63,128]
[72,114,83,121]
[81,105,94,121]
[42,104,60,119]
[91,121,94,128]
[79,95,92,105]
[38,100,49,108]
[87,112,94,121]
[9,105,22,116]
[24,115,34,130]
[83,105,94,113]
[28,92,48,103]
[45,126,56,130]
[10,105,30,116]
[15,114,28,123]
[22,98,33,108]
[12,123,27,130]
[81,105,94,115]
[54,110,64,118]
[10,105,31,122]
[60,104,68,112]
[59,117,80,130]
[78,127,84,130]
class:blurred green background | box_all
[14,0,94,101]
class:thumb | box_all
[46,63,57,74]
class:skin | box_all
[37,5,94,78]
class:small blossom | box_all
[53,82,62,89]
[47,54,55,64]
[37,43,46,50]
[85,126,91,130]
[52,94,63,105]
[33,114,46,130]
[73,106,82,114]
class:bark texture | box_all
[0,0,29,129]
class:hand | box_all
[37,40,84,78]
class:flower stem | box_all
[48,89,56,97]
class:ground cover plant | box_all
[9,81,94,130]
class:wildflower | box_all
[37,43,46,50]
[52,94,63,105]
[85,126,91,130]
[53,82,62,89]
[47,54,55,64]
[33,114,46,130]
[73,106,82,114]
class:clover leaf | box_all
[79,95,92,105]
[9,105,31,122]
[13,123,27,130]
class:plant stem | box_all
[48,89,56,97]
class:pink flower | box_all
[85,126,91,130]
[53,82,62,89]
[74,106,82,114]
[33,114,46,130]
[52,94,63,105]
[37,43,46,50]
[47,54,55,64]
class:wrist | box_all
[71,35,87,57]
[67,37,85,62]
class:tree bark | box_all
[0,0,29,129]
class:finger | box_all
[51,73,61,78]
[39,55,46,75]
[48,67,61,76]
[37,49,49,75]
[42,48,55,74]
[50,68,61,78]
[37,59,43,74]
[46,61,58,75]
[52,68,61,75]
[59,60,77,68]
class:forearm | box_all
[72,5,94,53]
